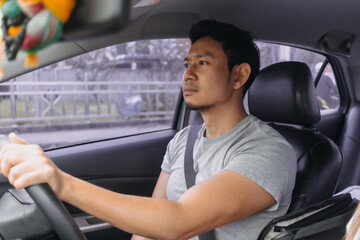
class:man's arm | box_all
[131,170,170,240]
[61,170,275,239]
[0,133,275,240]
[151,170,170,199]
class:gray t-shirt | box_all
[161,115,297,240]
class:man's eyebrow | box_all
[184,52,215,61]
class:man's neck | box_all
[201,104,248,139]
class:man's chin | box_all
[185,102,214,112]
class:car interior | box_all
[0,0,360,239]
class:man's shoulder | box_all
[245,115,288,141]
[167,125,192,149]
[173,125,191,140]
[238,115,295,157]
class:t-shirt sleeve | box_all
[161,140,173,173]
[224,136,297,211]
[161,126,190,174]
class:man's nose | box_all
[184,66,197,82]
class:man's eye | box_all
[184,63,189,69]
[199,61,207,65]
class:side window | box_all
[314,61,340,110]
[0,39,190,150]
[255,42,340,111]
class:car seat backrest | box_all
[248,61,343,212]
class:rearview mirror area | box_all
[0,0,131,82]
[64,0,131,40]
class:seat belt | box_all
[184,112,216,240]
[184,113,203,189]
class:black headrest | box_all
[248,62,320,127]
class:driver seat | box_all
[248,61,343,212]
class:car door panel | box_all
[49,130,175,180]
[0,129,176,240]
[47,129,176,204]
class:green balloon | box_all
[1,0,21,19]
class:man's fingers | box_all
[0,145,35,177]
[0,150,12,177]
[12,170,45,189]
[7,163,22,185]
[9,132,28,145]
[0,134,28,176]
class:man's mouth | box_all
[183,87,198,96]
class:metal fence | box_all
[0,74,182,128]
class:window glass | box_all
[0,39,190,150]
[255,42,340,111]
[0,40,341,150]
[314,63,339,110]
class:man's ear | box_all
[233,63,251,90]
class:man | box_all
[0,20,296,239]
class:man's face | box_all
[183,36,235,112]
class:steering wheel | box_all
[26,183,86,240]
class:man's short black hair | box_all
[189,19,260,95]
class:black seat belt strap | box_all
[184,112,203,189]
[184,112,216,240]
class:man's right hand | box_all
[0,133,66,197]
